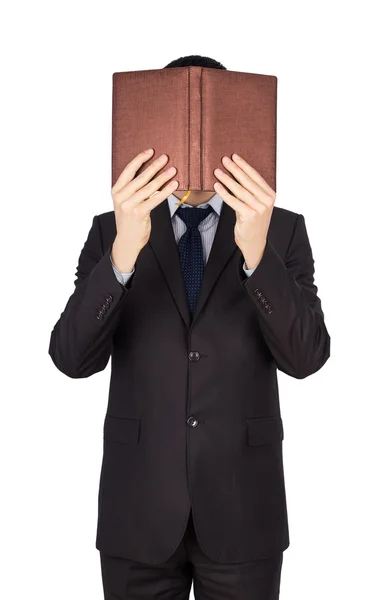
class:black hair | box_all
[163,55,226,70]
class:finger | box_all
[214,168,262,211]
[128,152,174,196]
[220,158,274,208]
[214,182,251,217]
[119,165,177,206]
[112,148,155,195]
[230,154,275,197]
[138,179,179,213]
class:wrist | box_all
[243,242,266,270]
[111,237,139,272]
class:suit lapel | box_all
[148,199,191,327]
[149,198,238,329]
[191,200,238,326]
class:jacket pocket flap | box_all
[246,416,284,446]
[104,415,140,444]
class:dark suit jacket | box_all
[48,200,330,564]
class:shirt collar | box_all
[167,192,223,218]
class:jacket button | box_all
[96,312,104,320]
[102,301,110,310]
[187,416,199,427]
[106,295,113,303]
[189,351,200,362]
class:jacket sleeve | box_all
[48,214,136,378]
[240,213,330,379]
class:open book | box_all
[112,66,277,192]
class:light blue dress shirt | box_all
[110,192,257,285]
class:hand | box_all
[213,154,276,269]
[111,149,179,272]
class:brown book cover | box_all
[112,66,277,192]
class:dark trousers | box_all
[100,510,284,599]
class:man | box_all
[49,55,330,599]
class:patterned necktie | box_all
[176,205,214,314]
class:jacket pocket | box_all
[103,415,140,444]
[246,415,284,446]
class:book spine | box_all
[188,67,202,190]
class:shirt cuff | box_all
[242,261,257,277]
[110,253,136,286]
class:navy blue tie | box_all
[176,205,214,314]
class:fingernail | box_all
[233,153,241,159]
[145,148,153,154]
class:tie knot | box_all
[176,205,214,229]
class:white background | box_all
[1,1,386,598]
